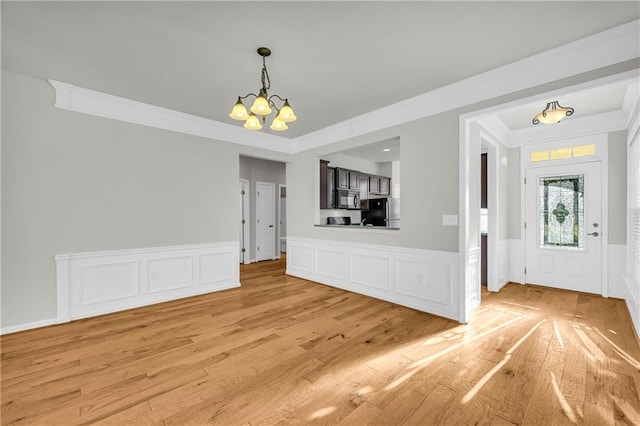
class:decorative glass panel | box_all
[572,144,596,157]
[531,151,550,162]
[539,175,584,249]
[550,147,572,160]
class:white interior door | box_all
[256,182,275,261]
[525,161,602,294]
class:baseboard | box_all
[286,237,460,321]
[1,317,63,335]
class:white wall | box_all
[1,71,290,329]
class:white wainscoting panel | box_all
[56,242,240,322]
[466,247,481,315]
[624,273,640,339]
[350,252,391,292]
[286,237,459,321]
[79,261,140,305]
[498,239,510,289]
[608,245,627,299]
[199,252,236,285]
[147,256,192,294]
[508,239,524,284]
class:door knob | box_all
[269,225,274,228]
[588,232,599,237]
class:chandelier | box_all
[532,101,574,125]
[229,47,297,131]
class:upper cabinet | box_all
[379,177,390,195]
[320,160,336,209]
[369,175,390,196]
[336,168,359,190]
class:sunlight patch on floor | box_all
[553,320,565,349]
[501,301,540,311]
[384,313,526,392]
[308,406,336,420]
[572,325,608,364]
[461,319,545,404]
[550,371,578,424]
[592,327,640,370]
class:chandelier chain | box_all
[261,56,271,94]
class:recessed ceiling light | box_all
[382,148,391,152]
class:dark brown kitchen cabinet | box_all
[327,167,336,208]
[320,160,329,209]
[379,177,390,195]
[320,160,337,209]
[369,176,390,196]
[369,176,380,194]
[336,168,359,190]
[336,168,349,190]
[358,175,369,210]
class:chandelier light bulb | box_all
[229,98,249,121]
[244,113,262,130]
[250,95,272,116]
[270,117,288,131]
[278,100,297,123]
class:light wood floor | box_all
[2,257,640,425]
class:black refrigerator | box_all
[361,198,387,226]
[361,198,401,227]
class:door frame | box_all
[278,184,286,259]
[520,135,609,296]
[239,179,251,265]
[256,181,276,261]
[481,134,502,292]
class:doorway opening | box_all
[239,155,286,264]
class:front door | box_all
[524,161,602,294]
[256,182,275,261]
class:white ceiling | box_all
[3,1,639,140]
[339,137,401,163]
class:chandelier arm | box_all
[268,94,287,103]
[268,100,280,113]
[238,93,259,100]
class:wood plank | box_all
[1,261,638,425]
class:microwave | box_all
[337,190,360,210]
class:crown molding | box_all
[49,19,639,154]
[48,80,297,154]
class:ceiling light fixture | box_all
[532,101,574,125]
[229,47,297,131]
[382,148,391,152]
